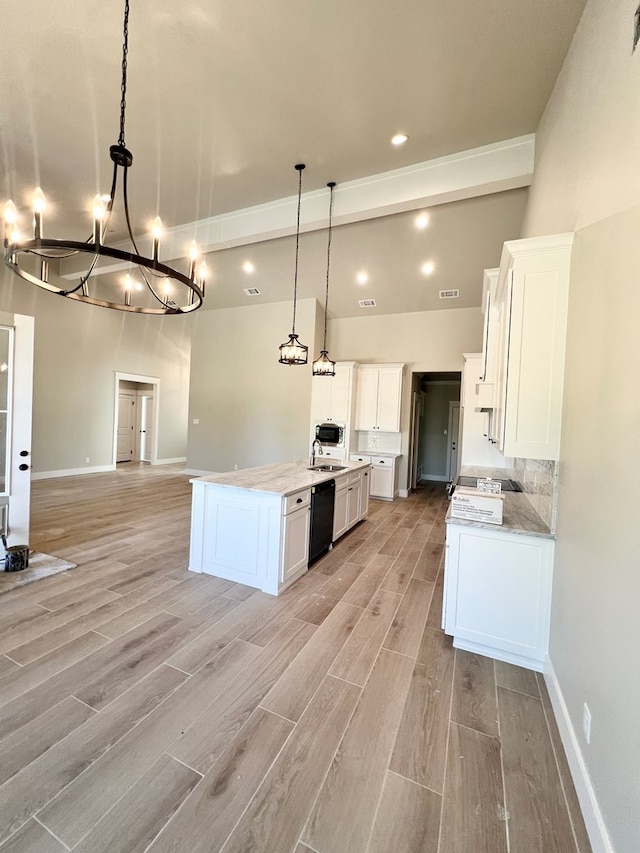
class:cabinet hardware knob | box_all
[296,498,303,503]
[19,450,29,457]
[19,463,29,471]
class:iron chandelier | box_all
[2,0,205,314]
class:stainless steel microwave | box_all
[314,422,345,446]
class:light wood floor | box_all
[0,464,591,853]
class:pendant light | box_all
[313,181,337,377]
[2,0,205,314]
[279,164,309,365]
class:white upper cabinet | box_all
[475,268,499,409]
[493,233,573,460]
[311,362,357,423]
[355,363,404,432]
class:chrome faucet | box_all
[310,439,323,467]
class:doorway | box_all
[0,313,34,550]
[113,373,159,466]
[409,371,461,487]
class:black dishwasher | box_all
[309,479,335,565]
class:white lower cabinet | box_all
[281,496,311,586]
[333,468,368,543]
[333,479,349,540]
[443,521,554,671]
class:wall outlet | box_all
[234,464,238,470]
[85,457,90,464]
[582,702,592,744]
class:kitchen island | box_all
[189,459,370,595]
[444,466,554,671]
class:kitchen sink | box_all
[308,464,347,472]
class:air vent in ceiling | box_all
[243,287,261,296]
[358,299,376,308]
[439,289,459,299]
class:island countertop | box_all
[191,458,370,498]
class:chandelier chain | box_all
[119,0,130,147]
[291,164,303,334]
[323,183,334,349]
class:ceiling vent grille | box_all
[439,289,459,299]
[358,299,377,308]
[243,287,261,296]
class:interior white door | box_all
[0,313,34,550]
[139,394,153,463]
[117,392,136,463]
[447,402,461,480]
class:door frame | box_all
[112,372,160,467]
[0,313,34,549]
[446,401,461,481]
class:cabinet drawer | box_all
[350,453,371,463]
[284,489,310,514]
[348,471,362,486]
[371,457,392,467]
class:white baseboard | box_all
[32,465,114,480]
[398,488,409,498]
[421,474,449,482]
[152,457,187,466]
[544,658,614,853]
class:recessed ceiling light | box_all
[421,261,435,276]
[415,212,429,230]
[356,271,369,285]
[242,261,255,274]
[391,133,408,146]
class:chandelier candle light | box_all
[279,164,309,365]
[2,0,205,314]
[312,181,337,377]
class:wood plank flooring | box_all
[0,464,591,852]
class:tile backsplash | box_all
[357,430,402,455]
[514,457,558,533]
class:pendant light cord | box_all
[291,164,304,334]
[322,182,335,349]
[119,0,130,148]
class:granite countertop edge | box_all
[190,459,370,498]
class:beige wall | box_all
[330,307,482,489]
[522,2,640,849]
[186,298,321,473]
[0,270,192,474]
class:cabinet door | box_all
[375,368,402,431]
[310,375,332,422]
[492,269,513,448]
[355,369,379,430]
[333,484,349,540]
[370,464,394,499]
[444,523,553,669]
[347,480,361,528]
[329,365,351,422]
[359,468,370,518]
[282,505,310,584]
[502,252,570,460]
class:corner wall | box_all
[0,271,192,475]
[522,2,640,850]
[186,298,321,473]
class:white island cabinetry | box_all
[189,460,370,595]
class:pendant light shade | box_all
[279,164,309,365]
[312,181,337,377]
[2,0,204,314]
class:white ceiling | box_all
[0,0,586,317]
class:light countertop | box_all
[191,459,370,498]
[352,451,401,459]
[447,465,553,539]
